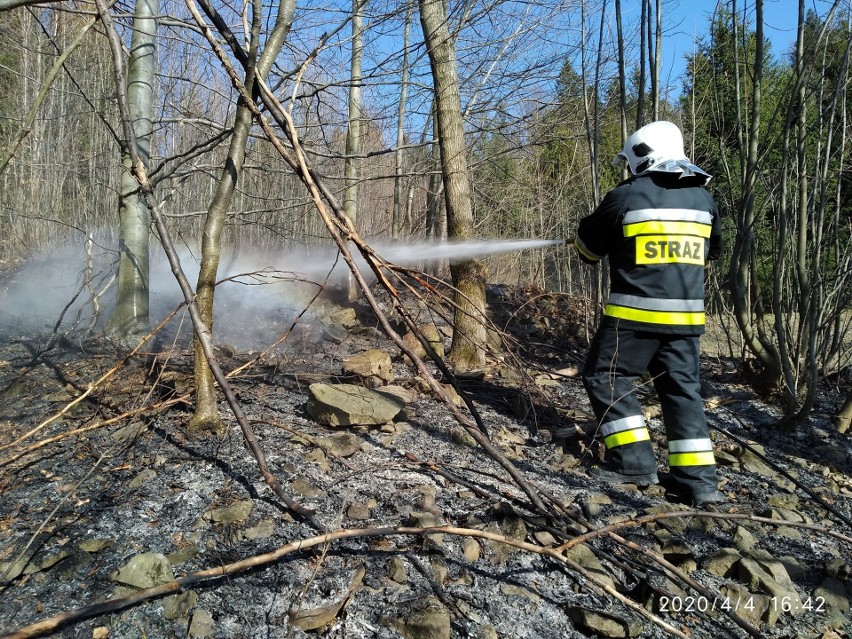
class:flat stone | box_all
[166,544,199,565]
[740,447,778,478]
[733,525,758,553]
[164,589,197,620]
[78,538,114,553]
[387,556,407,583]
[189,609,215,638]
[703,548,742,577]
[317,431,364,457]
[766,492,799,510]
[242,519,276,540]
[566,606,643,638]
[342,349,394,384]
[204,499,253,523]
[347,503,372,520]
[388,596,451,639]
[288,478,326,498]
[110,552,174,591]
[738,555,804,624]
[129,469,157,489]
[306,383,406,426]
[565,543,616,590]
[462,537,480,562]
[291,565,365,631]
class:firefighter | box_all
[574,121,726,507]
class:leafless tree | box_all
[419,0,487,370]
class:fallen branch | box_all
[0,525,686,639]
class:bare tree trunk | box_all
[189,0,296,435]
[614,0,629,183]
[107,0,157,339]
[419,0,487,371]
[636,0,646,127]
[343,0,363,301]
[652,0,661,120]
[392,0,412,239]
[728,0,782,392]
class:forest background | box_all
[0,0,850,431]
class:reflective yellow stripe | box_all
[605,304,706,326]
[669,451,716,467]
[605,428,650,448]
[574,238,601,262]
[623,221,712,238]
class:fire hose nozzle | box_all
[563,236,576,246]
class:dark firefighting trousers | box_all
[582,319,719,498]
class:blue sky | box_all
[656,0,813,95]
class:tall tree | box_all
[106,0,157,338]
[188,0,296,435]
[419,0,487,371]
[343,0,363,300]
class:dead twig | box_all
[0,525,687,639]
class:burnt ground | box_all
[0,282,850,639]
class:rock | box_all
[111,421,148,443]
[317,431,364,457]
[740,447,778,479]
[451,427,477,447]
[767,492,799,510]
[733,525,758,553]
[653,530,693,563]
[306,383,406,426]
[326,307,358,328]
[342,349,394,385]
[188,609,215,638]
[703,548,741,577]
[485,514,527,564]
[347,502,371,520]
[288,478,326,498]
[110,552,175,591]
[462,537,480,562]
[439,384,463,407]
[566,606,643,638]
[377,384,418,404]
[761,507,811,524]
[78,538,114,553]
[564,544,616,590]
[533,530,557,546]
[738,554,805,624]
[387,556,407,583]
[166,544,199,565]
[0,556,32,582]
[402,323,445,359]
[387,596,451,639]
[500,583,540,606]
[719,583,769,628]
[814,575,850,624]
[581,493,613,519]
[409,511,445,548]
[129,469,157,489]
[204,499,253,523]
[291,565,365,631]
[241,519,276,540]
[163,589,197,620]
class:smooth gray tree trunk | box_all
[107,0,157,338]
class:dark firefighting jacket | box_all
[575,172,723,335]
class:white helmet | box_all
[613,121,711,182]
